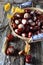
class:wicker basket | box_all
[9,7,43,43]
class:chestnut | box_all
[41,25,43,29]
[14,13,24,19]
[33,16,37,21]
[16,13,20,17]
[15,20,19,25]
[21,33,27,37]
[15,13,20,19]
[38,14,42,19]
[22,19,27,25]
[12,14,18,20]
[28,19,33,24]
[6,46,14,55]
[30,22,35,26]
[18,28,23,33]
[30,26,33,30]
[41,29,43,33]
[36,20,41,26]
[18,24,25,33]
[35,10,42,15]
[18,24,24,30]
[28,32,32,38]
[15,29,21,35]
[35,21,38,25]
[25,55,32,63]
[30,11,34,15]
[7,34,14,41]
[38,22,41,26]
[24,13,29,18]
[12,23,17,29]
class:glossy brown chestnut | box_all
[12,23,17,29]
[25,55,32,63]
[28,19,33,24]
[22,19,27,25]
[28,32,32,38]
[7,34,14,41]
[30,22,35,26]
[21,33,27,37]
[15,19,20,25]
[30,26,34,30]
[15,29,21,35]
[6,46,14,55]
[30,11,34,15]
[24,13,29,18]
[18,24,24,32]
[33,16,37,21]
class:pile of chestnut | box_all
[11,9,43,38]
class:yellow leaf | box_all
[7,13,12,19]
[4,3,10,12]
[15,7,24,13]
[11,6,15,13]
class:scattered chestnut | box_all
[6,46,14,55]
[7,34,14,41]
[25,55,32,63]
